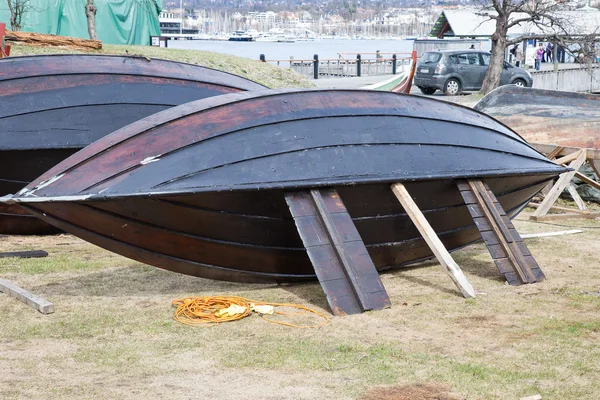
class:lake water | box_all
[168,39,415,61]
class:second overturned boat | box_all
[0,54,265,234]
[4,90,565,282]
[474,86,600,150]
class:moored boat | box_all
[0,54,265,234]
[3,90,566,282]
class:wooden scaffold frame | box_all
[530,143,600,221]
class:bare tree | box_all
[6,0,30,31]
[85,0,97,40]
[476,0,592,94]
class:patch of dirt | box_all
[361,383,464,400]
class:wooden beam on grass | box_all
[532,150,587,218]
[0,250,48,259]
[520,230,583,239]
[0,278,54,314]
[528,202,591,215]
[390,182,476,298]
[530,212,600,221]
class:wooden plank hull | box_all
[0,54,265,235]
[474,86,600,149]
[19,177,552,282]
[7,90,566,282]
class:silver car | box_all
[413,50,533,96]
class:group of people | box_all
[510,42,560,71]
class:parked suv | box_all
[413,50,533,96]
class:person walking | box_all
[514,44,523,67]
[535,43,544,70]
[546,43,554,63]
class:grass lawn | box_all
[1,211,599,399]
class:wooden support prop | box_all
[0,278,54,314]
[567,183,587,211]
[532,143,600,161]
[0,250,48,259]
[589,160,600,181]
[285,188,391,316]
[546,146,565,160]
[390,183,476,298]
[574,171,600,191]
[457,180,545,285]
[533,150,587,219]
[554,151,583,166]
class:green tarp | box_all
[0,0,162,45]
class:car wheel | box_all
[513,79,527,88]
[444,78,461,96]
[419,87,437,95]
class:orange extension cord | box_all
[172,296,329,328]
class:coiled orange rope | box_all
[172,296,329,328]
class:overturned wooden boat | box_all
[3,90,566,312]
[474,86,600,150]
[0,54,265,235]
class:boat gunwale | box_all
[13,170,561,203]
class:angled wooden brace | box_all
[285,188,391,316]
[390,183,476,299]
[457,180,545,285]
[532,149,587,219]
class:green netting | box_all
[0,0,162,45]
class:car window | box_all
[421,52,441,64]
[449,54,467,64]
[481,54,491,66]
[504,61,513,68]
[449,53,480,65]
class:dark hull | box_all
[474,86,600,149]
[20,176,553,282]
[0,54,265,235]
[10,90,566,282]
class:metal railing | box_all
[260,52,414,79]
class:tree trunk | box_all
[85,0,97,40]
[481,17,508,95]
[7,0,18,31]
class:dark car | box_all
[413,50,533,96]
